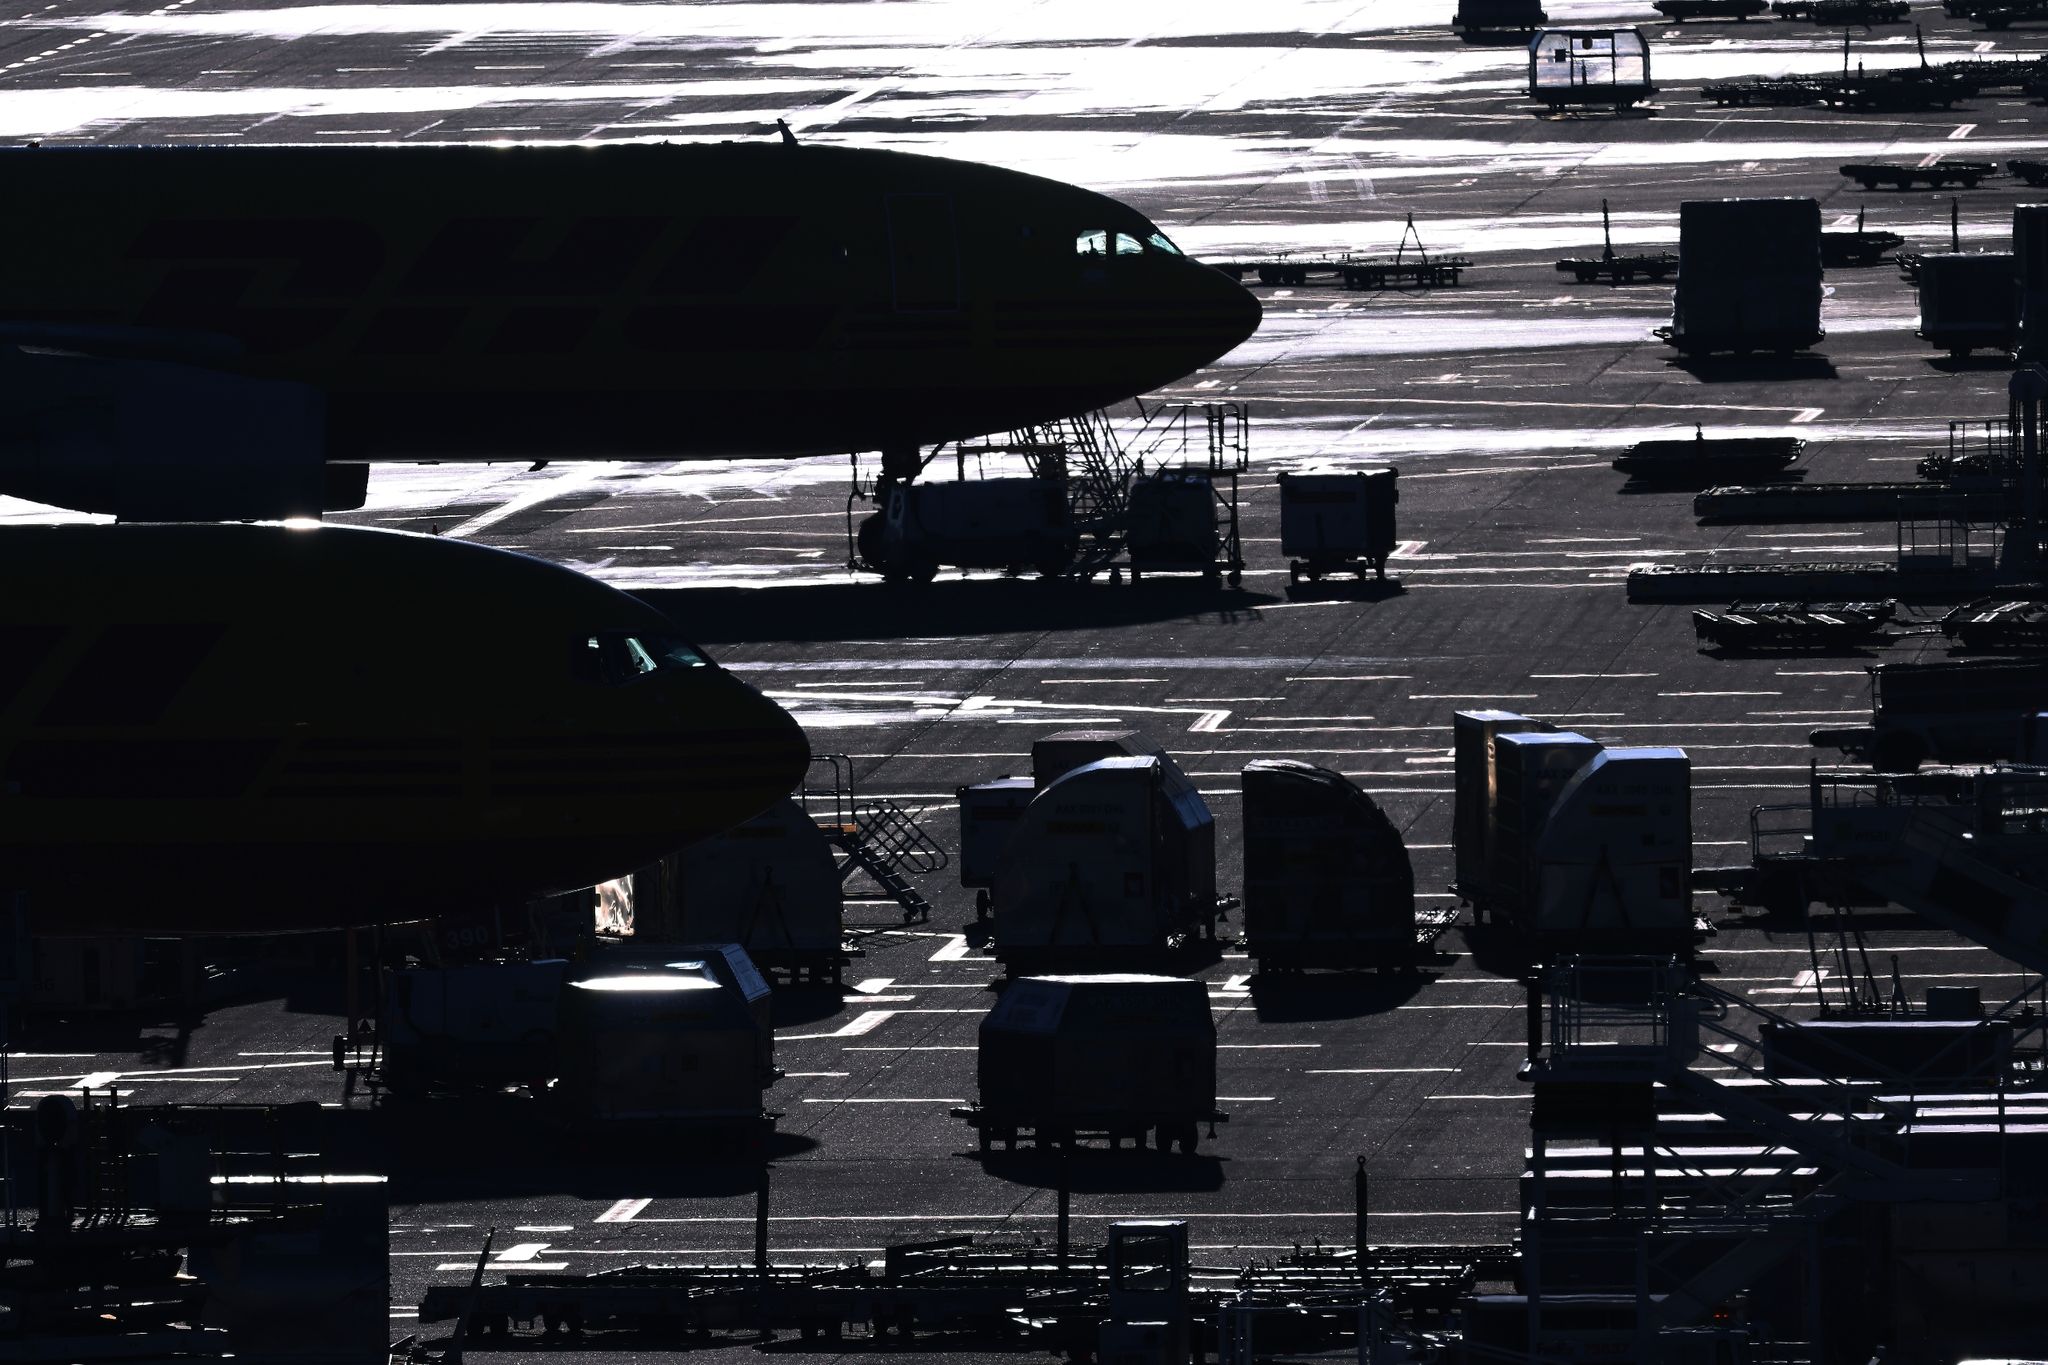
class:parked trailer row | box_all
[963,732,1433,976]
[1809,657,2048,770]
[1691,600,1897,650]
[1692,481,2001,523]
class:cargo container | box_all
[1916,252,2019,356]
[1531,747,1694,954]
[990,756,1223,971]
[552,945,776,1129]
[1276,467,1399,582]
[657,798,846,984]
[1032,728,1162,789]
[854,477,1075,582]
[1486,730,1603,923]
[1454,0,1548,35]
[958,974,1220,1152]
[957,776,1034,916]
[1452,710,1556,911]
[1238,760,1417,970]
[1124,471,1231,580]
[1529,30,1654,110]
[1668,198,1825,356]
[375,959,569,1096]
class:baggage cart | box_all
[1277,466,1398,582]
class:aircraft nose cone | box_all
[1188,259,1262,367]
[731,678,810,817]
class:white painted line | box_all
[800,1097,966,1104]
[438,1262,570,1272]
[596,1198,649,1224]
[781,1010,896,1040]
[1218,1043,1321,1050]
[929,936,975,961]
[446,461,625,539]
[843,1045,976,1052]
[1950,123,1977,140]
[784,1071,851,1078]
[1218,1096,1276,1102]
[1410,693,1537,701]
[1307,1067,1459,1075]
[514,1226,574,1233]
[1531,673,1657,679]
[1424,1094,1532,1101]
[852,978,895,995]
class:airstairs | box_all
[801,755,948,924]
[1520,956,2025,1360]
[1806,765,2048,977]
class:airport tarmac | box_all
[2,0,2046,1357]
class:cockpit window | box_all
[1076,229,1107,256]
[573,630,712,685]
[1114,232,1144,256]
[1145,231,1183,257]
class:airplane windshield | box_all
[1145,231,1183,257]
[574,630,713,684]
[1076,229,1107,256]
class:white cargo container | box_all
[991,756,1221,970]
[1489,730,1603,922]
[1277,467,1399,583]
[1239,760,1416,970]
[1453,710,1556,904]
[553,944,776,1128]
[661,798,845,984]
[1533,747,1693,952]
[957,776,1035,909]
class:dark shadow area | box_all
[1279,577,1406,605]
[1668,353,1839,383]
[1699,642,1890,661]
[969,1147,1227,1194]
[371,1101,815,1201]
[1459,919,1533,981]
[771,983,853,1028]
[1245,967,1435,1022]
[1458,30,1545,45]
[1622,470,1806,494]
[2,1010,197,1064]
[636,580,1279,645]
[1926,352,2016,375]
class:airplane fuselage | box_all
[0,523,809,932]
[0,141,1260,464]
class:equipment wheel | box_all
[906,559,939,584]
[1175,1123,1201,1155]
[1288,561,1301,584]
[1227,570,1242,587]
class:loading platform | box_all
[1693,481,2005,523]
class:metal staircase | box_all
[1808,765,2048,977]
[800,755,948,924]
[1520,956,2019,1358]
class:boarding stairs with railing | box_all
[1520,957,2020,1354]
[800,755,948,924]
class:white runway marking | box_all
[595,1198,650,1223]
[800,1097,966,1105]
[1307,1067,1460,1075]
[780,1010,895,1040]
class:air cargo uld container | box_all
[1529,29,1654,110]
[990,756,1221,971]
[1452,710,1557,911]
[376,959,569,1096]
[1489,731,1604,925]
[552,945,776,1127]
[964,973,1219,1152]
[1033,728,1163,789]
[958,775,1034,917]
[1455,0,1548,36]
[1277,467,1399,583]
[1239,760,1417,970]
[2016,203,2048,362]
[1916,252,2018,357]
[1531,747,1693,953]
[1124,471,1223,578]
[660,798,845,984]
[855,477,1075,582]
[1814,657,2048,770]
[1669,198,1824,356]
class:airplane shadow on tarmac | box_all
[638,580,1281,646]
[374,1100,815,1201]
[1926,353,2017,376]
